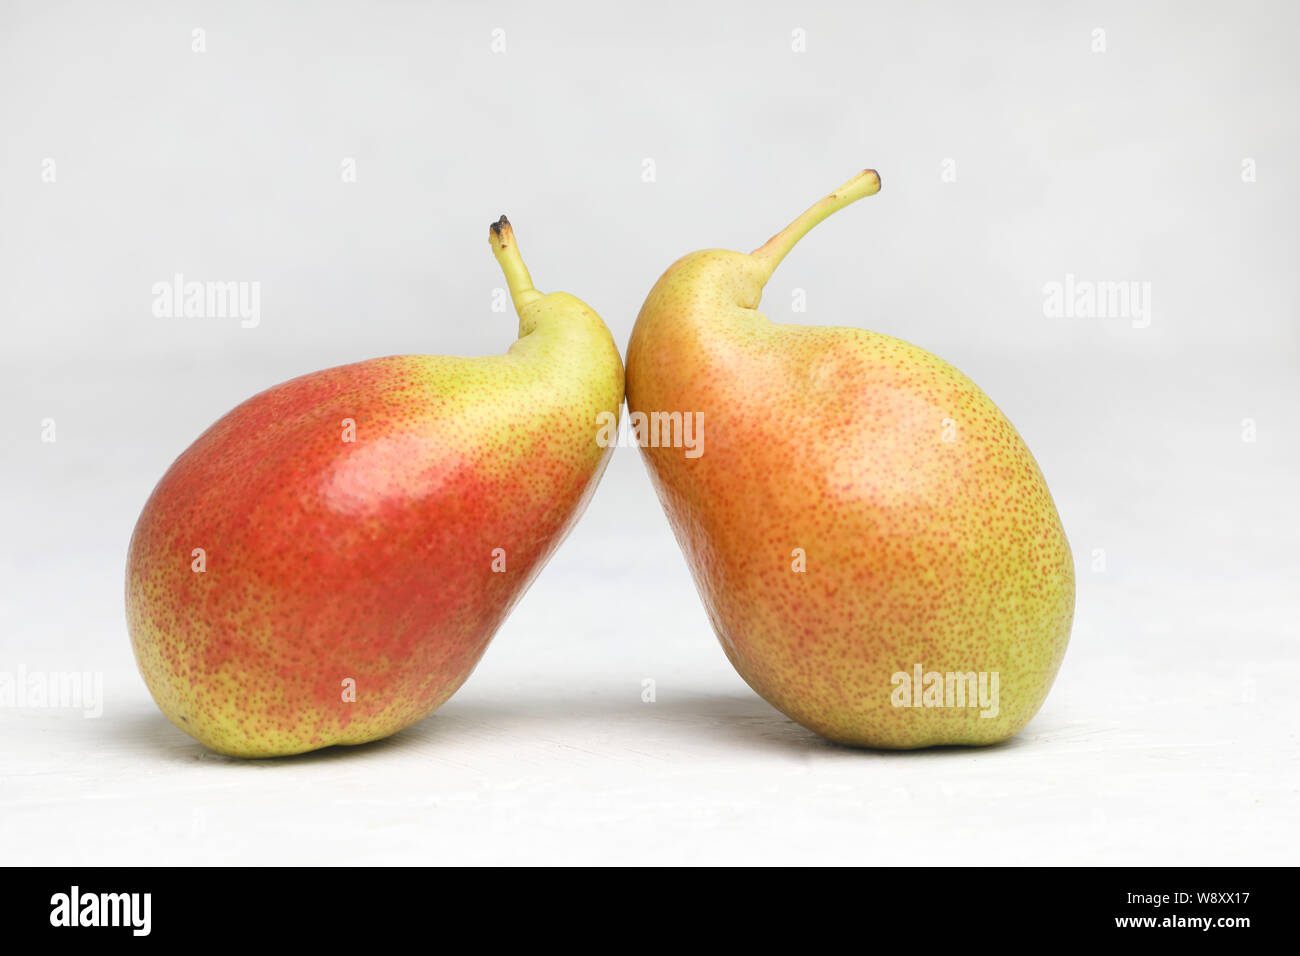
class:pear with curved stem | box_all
[127,217,624,757]
[626,169,1074,749]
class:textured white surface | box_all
[2,1,1298,865]
[3,609,1297,866]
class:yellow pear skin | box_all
[626,170,1075,749]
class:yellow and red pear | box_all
[126,218,624,757]
[626,170,1074,748]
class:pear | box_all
[126,217,624,757]
[626,170,1074,748]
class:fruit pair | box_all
[126,170,1074,757]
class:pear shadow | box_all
[653,691,1030,759]
[423,689,1022,759]
[109,691,1030,764]
[107,706,446,766]
[370,689,832,759]
[832,734,1029,759]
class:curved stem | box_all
[750,169,881,277]
[489,215,544,312]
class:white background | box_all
[1,1,1297,864]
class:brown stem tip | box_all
[489,214,513,248]
[488,215,539,308]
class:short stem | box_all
[750,169,881,276]
[489,215,544,311]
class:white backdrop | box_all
[1,1,1297,864]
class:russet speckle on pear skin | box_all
[126,220,624,758]
[626,171,1075,749]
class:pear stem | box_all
[749,169,881,276]
[489,215,543,311]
